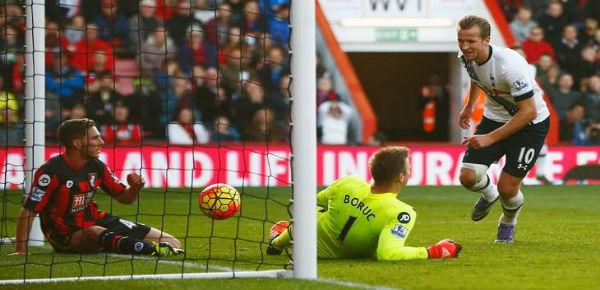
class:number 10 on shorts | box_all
[517,147,535,170]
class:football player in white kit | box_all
[457,15,550,242]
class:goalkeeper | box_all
[268,146,461,260]
[11,118,182,257]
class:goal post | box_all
[23,0,45,247]
[290,0,318,280]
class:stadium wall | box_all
[1,146,598,188]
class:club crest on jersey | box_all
[513,79,528,90]
[88,173,97,188]
[391,224,409,239]
[489,74,496,87]
[38,174,51,187]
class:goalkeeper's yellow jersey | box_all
[316,175,429,260]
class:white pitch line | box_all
[317,278,402,290]
[119,258,406,290]
[5,248,401,289]
[107,253,238,272]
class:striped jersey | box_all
[23,155,126,235]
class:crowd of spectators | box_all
[10,1,595,147]
[0,0,351,147]
[503,0,600,145]
[0,0,354,146]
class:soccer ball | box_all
[198,183,241,220]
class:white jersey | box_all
[459,44,549,124]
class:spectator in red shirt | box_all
[102,101,142,145]
[70,23,114,72]
[64,15,86,51]
[522,26,556,64]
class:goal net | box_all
[0,0,316,284]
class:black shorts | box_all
[462,117,550,178]
[46,215,151,252]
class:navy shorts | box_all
[95,215,151,240]
[46,215,151,252]
[462,117,549,178]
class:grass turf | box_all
[1,185,599,289]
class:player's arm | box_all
[486,95,536,143]
[459,81,481,129]
[12,207,35,255]
[13,169,58,255]
[376,211,428,261]
[114,173,145,204]
[376,210,461,260]
[100,165,143,205]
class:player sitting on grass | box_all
[12,118,183,257]
[267,146,461,260]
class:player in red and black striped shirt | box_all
[12,118,182,256]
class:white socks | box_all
[536,145,548,178]
[472,174,499,202]
[499,190,524,225]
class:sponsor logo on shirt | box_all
[72,194,86,212]
[391,224,409,239]
[38,174,51,187]
[397,212,411,224]
[71,191,94,213]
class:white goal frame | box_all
[2,0,317,285]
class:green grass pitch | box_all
[1,185,600,290]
